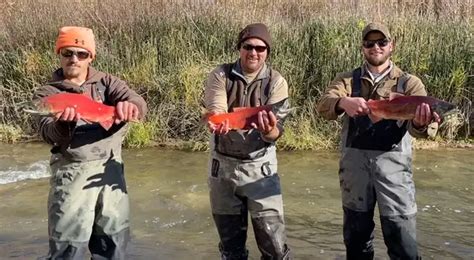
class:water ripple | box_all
[0,160,50,185]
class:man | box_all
[35,26,147,259]
[317,22,440,259]
[203,23,291,260]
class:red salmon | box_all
[367,95,456,121]
[208,105,273,130]
[27,93,116,130]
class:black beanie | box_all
[236,23,272,53]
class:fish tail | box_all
[99,119,114,131]
[23,108,55,116]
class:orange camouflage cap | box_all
[55,26,96,58]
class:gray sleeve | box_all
[268,74,292,141]
[204,66,228,113]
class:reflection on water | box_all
[0,143,472,259]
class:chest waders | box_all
[46,80,130,260]
[340,68,420,260]
[208,63,291,260]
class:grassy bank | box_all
[0,0,472,150]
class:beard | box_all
[365,51,391,66]
[62,64,84,79]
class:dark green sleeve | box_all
[105,75,148,119]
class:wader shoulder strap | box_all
[260,68,272,105]
[351,67,362,97]
[396,72,410,94]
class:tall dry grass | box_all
[0,0,472,149]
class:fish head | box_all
[270,98,295,119]
[431,100,457,119]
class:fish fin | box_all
[99,119,114,131]
[81,118,93,124]
[368,113,383,123]
[427,122,439,138]
[23,109,52,116]
[389,92,405,100]
[232,107,246,112]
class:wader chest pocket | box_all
[261,161,272,177]
[211,159,220,177]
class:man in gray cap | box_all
[203,23,292,260]
[317,22,440,259]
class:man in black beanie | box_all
[203,23,292,260]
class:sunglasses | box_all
[362,39,390,49]
[60,49,90,60]
[241,43,267,53]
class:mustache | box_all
[65,62,80,67]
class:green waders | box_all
[46,153,130,259]
[208,146,291,260]
[338,68,420,260]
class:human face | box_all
[239,38,268,74]
[362,31,393,67]
[59,47,92,80]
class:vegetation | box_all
[0,0,472,149]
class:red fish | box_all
[26,93,116,130]
[367,95,456,121]
[207,105,273,130]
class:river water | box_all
[0,143,472,259]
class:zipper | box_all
[240,83,249,107]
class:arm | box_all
[34,86,76,146]
[258,76,289,142]
[203,66,229,134]
[204,67,227,114]
[317,73,368,120]
[106,75,148,122]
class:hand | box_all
[115,101,140,124]
[203,111,230,135]
[367,99,382,123]
[208,119,230,135]
[55,107,81,122]
[338,97,370,117]
[250,110,277,135]
[412,103,441,128]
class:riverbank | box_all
[1,0,472,149]
[1,136,472,152]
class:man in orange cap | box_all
[34,26,147,259]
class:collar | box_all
[231,59,269,84]
[363,61,393,83]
